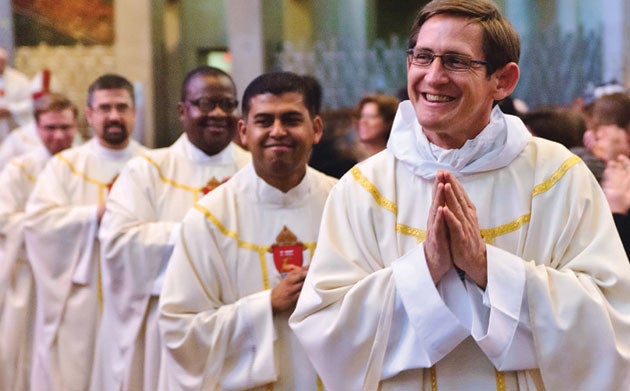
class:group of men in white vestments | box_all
[158,71,336,390]
[91,66,250,391]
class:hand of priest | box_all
[438,170,487,288]
[271,264,309,315]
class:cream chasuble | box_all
[0,146,50,391]
[290,103,630,390]
[24,138,148,391]
[92,135,250,391]
[159,163,337,390]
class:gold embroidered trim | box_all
[317,376,324,391]
[495,369,506,391]
[142,154,204,202]
[15,162,37,182]
[352,158,576,243]
[57,154,110,309]
[479,213,531,244]
[430,366,437,391]
[194,204,271,289]
[57,154,108,204]
[396,223,426,243]
[429,365,505,390]
[531,155,580,197]
[351,166,397,214]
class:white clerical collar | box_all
[245,163,310,206]
[89,137,135,161]
[387,100,530,179]
[182,133,234,164]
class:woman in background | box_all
[354,93,399,160]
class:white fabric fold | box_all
[388,100,531,179]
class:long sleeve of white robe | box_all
[290,139,630,390]
[159,164,337,391]
[0,146,49,390]
[95,136,250,390]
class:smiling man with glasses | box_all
[290,0,630,390]
[91,65,250,391]
[24,74,148,391]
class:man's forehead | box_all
[39,108,77,120]
[251,92,305,108]
[92,88,133,102]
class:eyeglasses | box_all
[407,49,487,72]
[186,97,239,114]
[92,103,132,115]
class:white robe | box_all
[24,138,148,391]
[92,135,250,391]
[159,164,337,390]
[0,145,51,391]
[289,103,630,390]
[0,68,32,143]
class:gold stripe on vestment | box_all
[352,159,579,390]
[531,155,580,197]
[15,161,37,182]
[194,203,271,289]
[57,153,108,204]
[351,166,397,214]
[142,154,204,202]
[352,155,578,244]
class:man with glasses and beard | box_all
[91,66,250,391]
[24,74,148,391]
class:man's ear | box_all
[312,115,324,145]
[237,119,247,147]
[492,62,520,101]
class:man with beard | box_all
[24,74,148,391]
[158,71,337,390]
[91,66,250,391]
[0,92,79,391]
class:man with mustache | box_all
[91,66,250,391]
[24,74,148,391]
[159,71,337,390]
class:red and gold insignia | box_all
[107,173,119,192]
[269,226,304,274]
[201,176,232,195]
[201,177,221,195]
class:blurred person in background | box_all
[354,93,399,160]
[591,92,630,257]
[0,48,32,143]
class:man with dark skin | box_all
[92,66,250,391]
